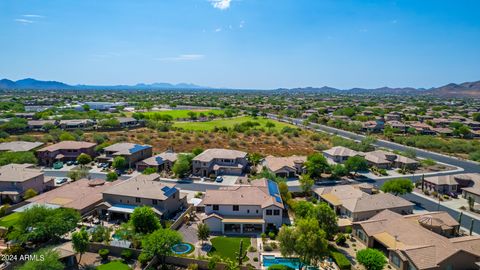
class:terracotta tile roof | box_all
[138,151,178,166]
[263,155,306,172]
[323,146,360,157]
[102,173,177,200]
[193,148,247,162]
[202,179,284,209]
[37,141,96,152]
[0,164,43,182]
[0,141,44,152]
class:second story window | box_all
[273,210,280,216]
[213,205,219,211]
[266,210,272,215]
[152,199,158,205]
[135,197,141,203]
[233,205,239,211]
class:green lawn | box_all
[208,236,251,261]
[0,212,22,228]
[173,116,296,132]
[96,260,131,270]
[141,109,224,120]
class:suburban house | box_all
[385,113,402,121]
[36,141,97,167]
[314,185,414,223]
[58,119,95,130]
[99,174,186,220]
[0,141,44,152]
[353,210,480,270]
[0,164,45,204]
[201,179,284,234]
[192,148,248,177]
[136,150,178,172]
[23,178,114,215]
[97,142,153,168]
[422,173,480,198]
[262,155,306,178]
[116,117,140,128]
[364,150,419,170]
[27,120,56,130]
[362,120,384,133]
[323,146,361,163]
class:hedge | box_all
[329,246,351,270]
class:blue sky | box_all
[1,0,479,89]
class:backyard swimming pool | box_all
[262,255,317,270]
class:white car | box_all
[215,176,223,183]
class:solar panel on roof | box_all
[129,144,150,153]
[154,156,165,165]
[163,187,178,197]
[161,186,169,192]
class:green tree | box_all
[72,228,89,264]
[331,164,348,178]
[265,121,276,129]
[197,223,210,245]
[90,225,111,244]
[76,153,92,166]
[12,206,80,244]
[187,111,197,120]
[142,167,157,175]
[192,147,204,156]
[314,203,338,240]
[23,188,38,200]
[248,152,264,166]
[344,156,368,175]
[67,168,88,181]
[278,181,292,203]
[299,174,314,196]
[130,206,161,234]
[106,171,118,181]
[304,153,330,178]
[140,228,182,264]
[18,248,64,270]
[277,219,328,270]
[59,132,76,141]
[112,156,127,169]
[356,248,387,270]
[172,154,193,178]
[0,151,37,166]
[381,178,414,196]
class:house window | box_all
[407,262,417,270]
[247,209,250,213]
[390,253,401,267]
[273,210,280,216]
[173,193,176,199]
[135,197,141,203]
[152,199,158,205]
[256,210,259,214]
[266,210,272,215]
[213,205,219,211]
[233,205,239,211]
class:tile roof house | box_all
[24,178,114,215]
[136,150,178,172]
[36,141,97,167]
[201,179,284,234]
[353,210,480,270]
[364,150,419,170]
[192,148,248,177]
[314,185,414,222]
[0,164,45,204]
[422,173,480,200]
[100,174,186,220]
[97,143,153,168]
[323,146,362,163]
[0,141,44,152]
[262,155,306,178]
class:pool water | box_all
[262,255,317,270]
[171,243,192,254]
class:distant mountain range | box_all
[1,78,480,97]
[0,78,208,90]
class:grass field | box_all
[0,212,22,228]
[173,116,296,131]
[96,260,131,270]
[208,236,251,261]
[141,109,224,120]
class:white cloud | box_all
[210,0,231,10]
[15,19,35,24]
[156,54,205,62]
[239,20,245,28]
[214,27,222,32]
[22,14,44,18]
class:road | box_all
[268,114,480,233]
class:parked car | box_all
[55,177,68,185]
[215,176,223,183]
[447,192,458,198]
[66,161,74,166]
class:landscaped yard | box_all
[96,260,131,270]
[0,212,22,228]
[141,109,224,120]
[173,116,296,132]
[208,236,251,261]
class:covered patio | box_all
[221,217,265,234]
